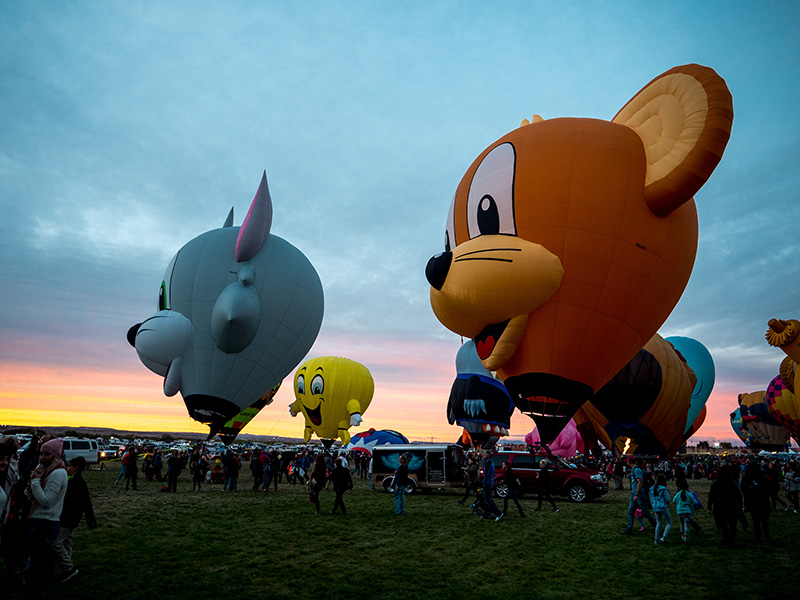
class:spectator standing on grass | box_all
[329,457,353,515]
[707,465,743,548]
[0,437,20,551]
[742,461,771,543]
[191,455,204,492]
[649,473,672,544]
[152,449,163,482]
[785,463,800,513]
[250,451,264,491]
[673,478,701,543]
[122,447,138,491]
[52,456,96,583]
[309,454,327,515]
[500,461,525,518]
[457,455,480,506]
[23,438,68,598]
[393,455,409,516]
[613,459,625,490]
[765,461,787,511]
[166,450,181,493]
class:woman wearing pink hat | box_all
[23,437,68,596]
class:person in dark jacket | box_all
[309,454,327,515]
[166,450,181,493]
[457,455,480,506]
[52,456,96,582]
[393,455,409,515]
[535,459,559,513]
[501,461,525,518]
[742,461,771,542]
[329,458,353,515]
[707,464,743,548]
[480,452,503,520]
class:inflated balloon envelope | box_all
[665,336,715,438]
[289,356,374,447]
[581,333,696,458]
[764,373,800,446]
[426,64,733,443]
[128,172,324,433]
[738,389,790,451]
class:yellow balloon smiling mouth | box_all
[302,400,323,425]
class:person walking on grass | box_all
[673,478,701,543]
[501,461,525,518]
[707,464,743,548]
[534,459,559,514]
[309,454,327,516]
[393,455,409,516]
[480,451,503,521]
[649,473,672,544]
[52,456,97,583]
[329,457,353,515]
[621,457,654,534]
[742,461,771,543]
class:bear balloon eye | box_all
[310,374,324,395]
[159,252,178,311]
[444,191,456,251]
[467,143,517,239]
[477,195,500,235]
[296,374,306,395]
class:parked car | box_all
[485,451,608,503]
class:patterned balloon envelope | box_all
[580,333,696,458]
[765,372,800,446]
[738,390,790,451]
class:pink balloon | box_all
[525,419,583,457]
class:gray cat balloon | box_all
[128,172,324,433]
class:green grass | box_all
[18,462,800,600]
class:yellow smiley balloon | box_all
[289,356,374,446]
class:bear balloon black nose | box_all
[425,252,452,291]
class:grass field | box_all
[12,460,800,600]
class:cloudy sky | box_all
[1,2,798,445]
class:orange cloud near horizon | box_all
[1,355,754,447]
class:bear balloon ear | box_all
[235,171,273,262]
[612,64,733,217]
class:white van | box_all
[61,437,100,464]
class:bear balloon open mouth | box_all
[474,320,510,360]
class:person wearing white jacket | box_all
[23,437,68,596]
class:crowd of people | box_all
[3,431,800,597]
[0,435,96,598]
[616,454,800,547]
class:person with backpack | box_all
[621,457,655,534]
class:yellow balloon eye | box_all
[296,374,305,395]
[311,374,324,395]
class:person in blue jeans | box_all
[621,457,655,534]
[393,455,408,515]
[650,473,672,544]
[480,452,503,520]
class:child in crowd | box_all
[650,473,672,544]
[673,478,700,543]
[52,456,97,582]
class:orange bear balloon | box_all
[426,64,733,443]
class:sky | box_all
[1,1,799,446]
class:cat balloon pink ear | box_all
[235,171,273,262]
